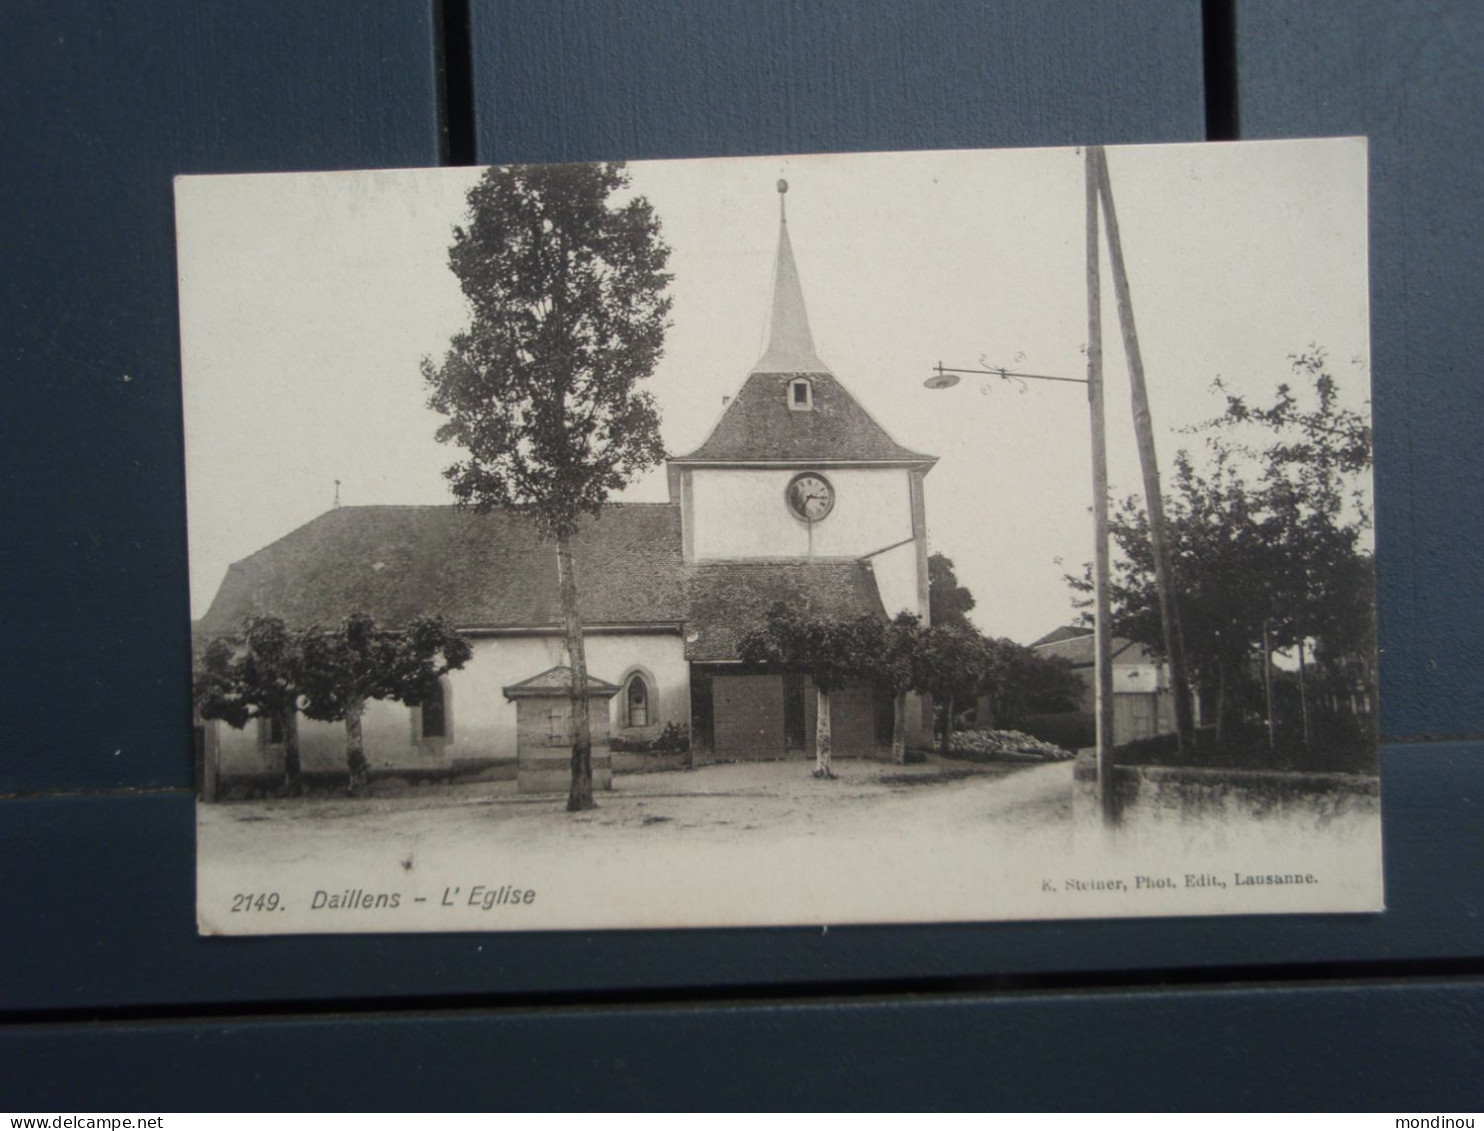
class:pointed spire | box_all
[753,179,830,374]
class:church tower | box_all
[668,180,937,624]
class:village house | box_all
[1029,625,1177,745]
[198,187,938,786]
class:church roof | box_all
[198,506,890,660]
[673,371,934,464]
[198,504,690,635]
[684,559,887,662]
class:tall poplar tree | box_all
[422,162,672,811]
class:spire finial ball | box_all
[777,178,788,194]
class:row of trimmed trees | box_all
[198,601,1080,794]
[195,613,472,797]
[737,603,1081,778]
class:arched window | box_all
[419,679,448,740]
[625,674,649,728]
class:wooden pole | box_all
[1263,620,1276,751]
[1086,147,1117,825]
[1092,146,1197,755]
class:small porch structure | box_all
[503,666,620,794]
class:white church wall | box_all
[213,632,690,781]
[868,539,923,619]
[213,700,440,778]
[689,466,914,560]
[216,724,276,776]
[214,712,364,776]
[424,633,689,763]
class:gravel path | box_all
[201,755,1073,857]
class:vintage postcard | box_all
[180,140,1381,934]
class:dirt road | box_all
[200,756,1074,865]
[197,757,1078,931]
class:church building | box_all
[198,184,938,785]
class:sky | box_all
[176,139,1371,643]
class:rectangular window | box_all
[783,674,807,749]
[874,686,896,746]
[421,682,447,739]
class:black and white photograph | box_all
[181,140,1381,934]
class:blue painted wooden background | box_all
[2,0,1481,1110]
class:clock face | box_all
[786,472,835,522]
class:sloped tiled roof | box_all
[503,666,620,699]
[199,504,688,635]
[685,559,887,662]
[200,507,892,663]
[1030,626,1149,667]
[673,371,933,463]
[1029,625,1091,648]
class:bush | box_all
[611,721,690,755]
[1119,717,1377,775]
[653,721,690,754]
[1014,711,1095,752]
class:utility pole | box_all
[1085,147,1116,824]
[1091,145,1197,755]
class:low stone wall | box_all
[1073,750,1381,828]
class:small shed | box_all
[502,666,620,794]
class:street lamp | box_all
[923,356,1117,827]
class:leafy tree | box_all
[928,552,976,628]
[738,604,881,779]
[920,553,1079,739]
[1202,348,1374,745]
[194,615,310,795]
[985,638,1084,726]
[869,612,929,764]
[1072,349,1374,749]
[1096,447,1276,742]
[423,161,672,812]
[301,614,472,796]
[1207,348,1372,520]
[912,622,997,755]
